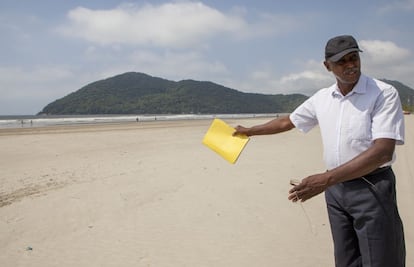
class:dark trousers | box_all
[325,167,406,267]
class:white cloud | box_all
[359,39,414,85]
[378,0,414,13]
[231,60,334,96]
[239,40,414,96]
[278,70,333,94]
[359,40,411,65]
[57,2,296,48]
[58,2,247,48]
[272,40,414,94]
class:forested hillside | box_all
[39,72,308,115]
[39,72,414,115]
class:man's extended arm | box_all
[233,115,295,136]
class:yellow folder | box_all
[202,118,249,164]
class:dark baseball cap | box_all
[325,35,362,62]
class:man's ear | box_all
[323,61,331,72]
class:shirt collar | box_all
[330,74,367,98]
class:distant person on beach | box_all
[234,35,405,266]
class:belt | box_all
[363,166,391,178]
[339,166,391,184]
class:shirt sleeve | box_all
[371,85,405,145]
[289,96,319,133]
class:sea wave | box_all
[0,114,281,129]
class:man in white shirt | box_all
[234,35,405,267]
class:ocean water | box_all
[0,114,280,129]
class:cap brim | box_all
[327,48,362,62]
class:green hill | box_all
[39,72,308,115]
[38,72,414,115]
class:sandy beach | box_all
[1,116,413,267]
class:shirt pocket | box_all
[348,114,372,143]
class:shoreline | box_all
[0,115,285,136]
[0,113,284,130]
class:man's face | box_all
[324,52,361,86]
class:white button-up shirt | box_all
[289,74,405,170]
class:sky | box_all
[1,0,414,115]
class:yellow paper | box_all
[202,118,249,164]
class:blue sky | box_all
[1,0,414,115]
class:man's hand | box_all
[233,125,251,136]
[288,173,330,202]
